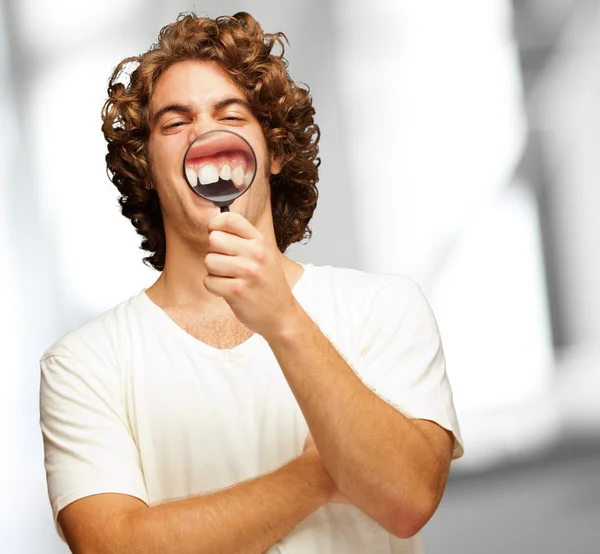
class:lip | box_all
[185,131,254,162]
[185,149,251,172]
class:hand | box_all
[303,433,351,504]
[204,212,300,338]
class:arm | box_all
[265,307,453,539]
[60,451,335,554]
[203,213,463,539]
[39,353,344,554]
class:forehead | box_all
[151,60,246,108]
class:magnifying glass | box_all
[182,129,257,212]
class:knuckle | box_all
[243,261,259,278]
[230,281,244,296]
[253,245,267,264]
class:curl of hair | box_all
[101,12,320,271]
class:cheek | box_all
[147,138,161,173]
[149,138,168,165]
[245,130,270,169]
[148,137,184,180]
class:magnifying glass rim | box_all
[181,129,258,205]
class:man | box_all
[40,12,463,554]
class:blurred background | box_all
[1,0,598,552]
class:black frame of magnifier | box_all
[181,129,259,211]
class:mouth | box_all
[185,149,254,189]
[184,132,255,190]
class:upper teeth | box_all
[198,164,219,185]
[185,167,197,186]
[231,165,245,187]
[220,163,232,181]
[188,161,251,188]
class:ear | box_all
[270,156,284,176]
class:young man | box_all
[40,12,463,554]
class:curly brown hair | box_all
[101,12,320,271]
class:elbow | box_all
[388,490,440,539]
[390,514,428,540]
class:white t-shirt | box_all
[40,263,463,553]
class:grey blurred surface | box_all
[2,0,600,553]
[424,437,600,553]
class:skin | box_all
[144,59,290,314]
[58,59,454,553]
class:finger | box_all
[205,252,256,278]
[207,229,247,256]
[208,211,261,240]
[204,273,235,298]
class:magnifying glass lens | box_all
[183,130,257,211]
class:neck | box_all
[146,208,298,310]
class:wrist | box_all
[297,451,336,504]
[263,301,310,346]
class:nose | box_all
[187,113,221,141]
[188,127,211,142]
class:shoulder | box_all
[306,263,421,304]
[40,290,145,370]
[304,264,436,336]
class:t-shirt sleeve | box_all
[40,354,148,539]
[352,277,464,459]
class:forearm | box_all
[265,306,442,535]
[113,453,333,554]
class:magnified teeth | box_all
[185,167,198,186]
[198,164,219,185]
[231,165,245,188]
[244,170,253,187]
[219,163,232,181]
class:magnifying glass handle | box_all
[220,205,230,213]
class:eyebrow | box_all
[150,97,253,127]
[213,97,253,112]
